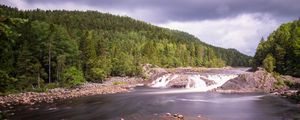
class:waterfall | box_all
[151,74,178,88]
[150,73,237,91]
[204,74,238,90]
[186,75,206,89]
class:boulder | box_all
[218,70,277,92]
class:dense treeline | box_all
[0,5,250,93]
[253,19,300,77]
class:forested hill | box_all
[0,5,250,93]
[253,19,300,77]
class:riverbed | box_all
[9,86,300,120]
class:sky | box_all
[1,0,300,56]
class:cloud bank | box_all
[159,13,279,55]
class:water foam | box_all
[150,74,238,92]
[151,74,178,88]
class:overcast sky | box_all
[1,0,299,56]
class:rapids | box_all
[150,73,238,91]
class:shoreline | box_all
[0,77,144,108]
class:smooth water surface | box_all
[11,87,300,120]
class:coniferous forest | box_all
[0,5,251,93]
[253,19,300,77]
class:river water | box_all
[11,87,300,120]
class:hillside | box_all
[0,5,250,93]
[253,19,300,77]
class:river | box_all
[10,86,300,120]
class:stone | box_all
[165,112,171,116]
[48,107,57,110]
[178,114,184,119]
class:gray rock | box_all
[218,69,277,92]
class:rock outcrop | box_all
[217,69,277,92]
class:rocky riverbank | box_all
[0,77,144,108]
[215,68,300,103]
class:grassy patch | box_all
[113,81,126,85]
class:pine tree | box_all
[81,30,97,81]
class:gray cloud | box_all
[4,0,299,23]
[159,13,279,55]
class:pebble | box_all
[48,107,57,111]
[178,114,184,119]
[0,78,142,107]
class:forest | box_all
[0,5,251,93]
[253,19,300,77]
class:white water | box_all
[150,74,238,92]
[151,74,178,88]
[186,75,206,89]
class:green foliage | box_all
[273,72,285,89]
[263,54,275,72]
[61,67,85,87]
[274,78,285,89]
[0,16,24,73]
[284,80,296,88]
[90,68,107,82]
[253,19,300,77]
[0,70,17,93]
[45,83,60,90]
[111,56,133,76]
